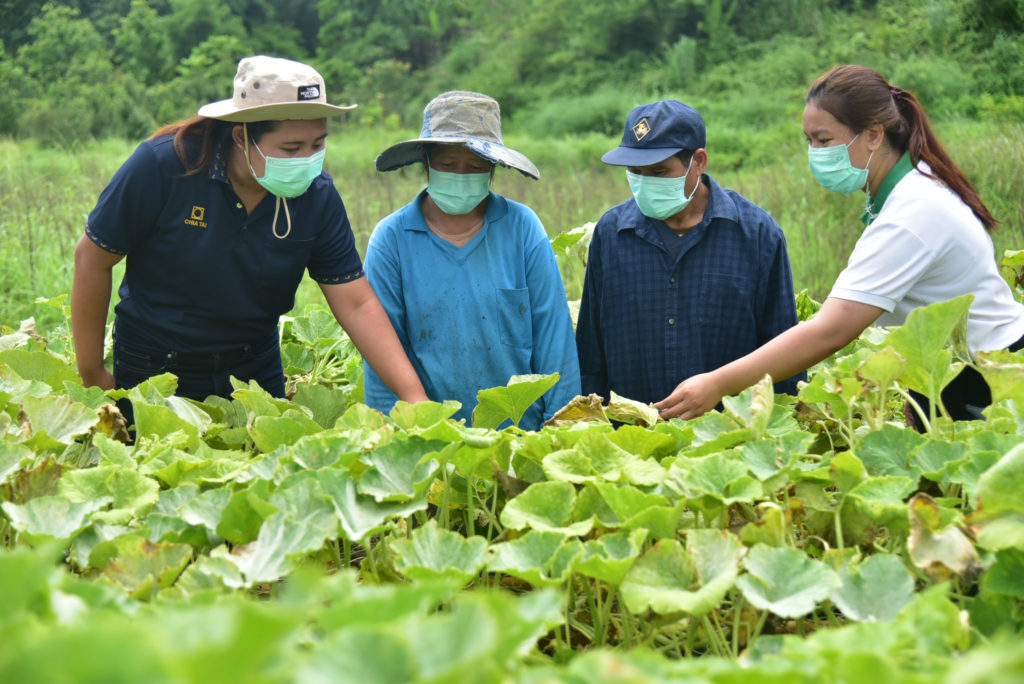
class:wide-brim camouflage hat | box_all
[198,55,356,123]
[375,90,540,179]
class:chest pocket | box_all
[496,287,532,349]
[698,271,757,359]
[261,234,315,314]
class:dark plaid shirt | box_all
[576,174,804,405]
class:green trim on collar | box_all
[861,152,915,226]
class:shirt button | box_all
[668,318,676,325]
[670,277,676,284]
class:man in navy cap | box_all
[575,100,803,409]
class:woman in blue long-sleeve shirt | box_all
[362,91,581,430]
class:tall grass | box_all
[0,139,134,326]
[2,120,1021,330]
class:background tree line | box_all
[0,0,1022,157]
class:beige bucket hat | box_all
[375,90,540,179]
[198,55,356,123]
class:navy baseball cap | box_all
[601,100,706,166]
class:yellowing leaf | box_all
[909,493,981,582]
[605,391,660,427]
[543,393,609,427]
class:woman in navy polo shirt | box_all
[657,64,1024,428]
[72,56,427,406]
[361,91,581,430]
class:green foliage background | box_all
[2,0,1024,327]
[3,4,1024,680]
[1,0,1023,146]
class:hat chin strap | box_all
[270,196,292,239]
[242,122,292,239]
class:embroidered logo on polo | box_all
[632,118,651,141]
[184,205,208,228]
[297,85,321,101]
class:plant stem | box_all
[564,576,575,648]
[731,596,743,657]
[465,473,476,537]
[584,580,602,647]
[701,614,727,657]
[440,464,451,530]
[486,480,501,541]
[0,518,12,549]
[598,583,616,647]
[747,610,770,651]
[364,537,379,579]
[619,589,635,648]
[894,387,932,434]
[823,599,842,628]
[833,498,846,550]
[329,538,342,571]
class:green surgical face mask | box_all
[807,134,871,195]
[242,123,325,199]
[249,141,325,198]
[627,157,698,220]
[427,169,490,215]
[242,123,324,239]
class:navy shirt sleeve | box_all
[306,180,364,284]
[85,141,167,255]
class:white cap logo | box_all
[298,85,321,101]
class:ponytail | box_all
[891,88,997,231]
[807,65,997,232]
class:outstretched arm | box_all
[655,297,884,420]
[319,278,428,403]
[71,236,123,390]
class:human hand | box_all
[79,365,116,391]
[653,372,724,420]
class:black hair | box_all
[422,143,497,181]
[674,150,695,165]
[150,116,282,177]
[807,64,996,231]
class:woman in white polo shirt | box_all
[656,63,1024,427]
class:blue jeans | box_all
[113,336,286,400]
[112,332,285,434]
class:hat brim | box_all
[601,146,683,167]
[376,136,540,180]
[197,99,356,122]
